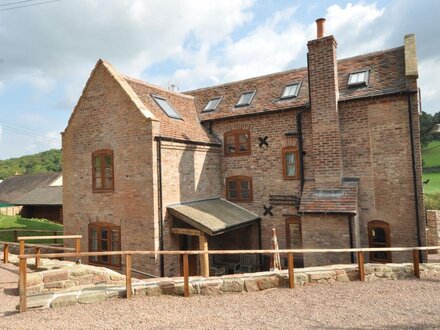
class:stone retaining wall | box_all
[427,210,440,252]
[16,256,440,310]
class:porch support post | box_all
[199,234,209,278]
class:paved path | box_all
[1,262,440,329]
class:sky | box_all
[0,0,439,160]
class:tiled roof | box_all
[186,47,405,121]
[15,186,62,206]
[124,77,219,144]
[299,179,359,214]
[0,173,61,204]
[167,198,260,236]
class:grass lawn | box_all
[423,172,440,194]
[422,140,440,168]
[0,214,63,243]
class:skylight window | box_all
[152,95,182,119]
[203,97,222,112]
[236,91,256,107]
[348,70,369,87]
[281,83,301,99]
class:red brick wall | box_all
[62,62,160,274]
[307,36,343,187]
[160,141,222,276]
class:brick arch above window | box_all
[226,176,253,202]
[224,129,251,156]
[92,149,114,192]
[222,122,251,133]
[280,138,297,148]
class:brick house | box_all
[62,19,425,276]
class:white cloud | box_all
[325,3,387,58]
[419,57,440,112]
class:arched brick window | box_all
[368,220,392,263]
[92,149,114,192]
[226,176,253,202]
[224,130,251,156]
[89,222,121,268]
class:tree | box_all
[420,111,440,148]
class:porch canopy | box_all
[167,198,260,236]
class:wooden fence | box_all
[10,244,440,313]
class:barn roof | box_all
[0,173,61,204]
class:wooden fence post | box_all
[19,257,27,313]
[199,234,209,278]
[3,243,9,264]
[125,254,132,299]
[75,238,81,253]
[357,251,365,282]
[183,253,189,297]
[19,239,24,256]
[413,249,420,278]
[287,252,295,289]
[35,247,41,269]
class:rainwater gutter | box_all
[407,92,423,261]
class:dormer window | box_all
[281,83,301,99]
[235,91,256,107]
[203,97,222,112]
[152,95,182,119]
[348,71,369,87]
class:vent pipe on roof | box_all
[316,18,326,38]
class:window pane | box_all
[288,223,301,249]
[94,156,101,174]
[95,178,102,189]
[111,256,120,265]
[237,92,255,106]
[101,255,109,263]
[285,152,295,164]
[228,190,238,199]
[101,240,108,251]
[101,229,108,240]
[240,180,249,190]
[372,228,386,244]
[153,96,182,119]
[241,190,250,199]
[225,135,235,153]
[90,228,97,240]
[90,238,98,252]
[282,84,299,98]
[112,230,119,243]
[104,176,113,189]
[287,164,296,177]
[228,181,237,190]
[238,133,249,151]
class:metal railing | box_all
[11,244,440,313]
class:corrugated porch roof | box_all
[167,198,260,236]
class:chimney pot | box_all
[315,18,326,38]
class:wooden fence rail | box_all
[11,235,82,313]
[12,244,440,313]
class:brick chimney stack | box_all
[307,18,343,187]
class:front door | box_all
[180,235,198,276]
[285,216,304,267]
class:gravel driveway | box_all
[1,263,440,329]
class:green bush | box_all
[425,192,440,211]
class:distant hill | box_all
[0,149,61,180]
